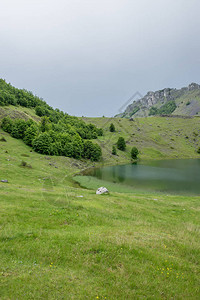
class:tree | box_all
[11,119,27,139]
[97,128,103,136]
[117,137,126,151]
[83,140,102,161]
[33,132,53,154]
[40,116,51,132]
[1,117,13,133]
[35,105,45,117]
[70,134,84,159]
[112,145,117,155]
[23,124,38,146]
[131,146,139,159]
[109,123,115,132]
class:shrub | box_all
[97,128,103,136]
[1,117,13,133]
[197,147,200,154]
[0,136,7,142]
[131,146,139,159]
[117,137,126,151]
[112,145,117,155]
[20,160,32,168]
[109,123,115,132]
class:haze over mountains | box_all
[116,83,200,118]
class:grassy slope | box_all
[0,107,200,299]
[1,105,200,164]
[82,116,200,164]
[0,105,40,122]
[173,89,200,116]
[0,130,200,299]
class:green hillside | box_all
[82,116,200,164]
[1,128,200,299]
[0,81,200,299]
[1,105,200,165]
[0,79,103,162]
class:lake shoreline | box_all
[74,158,200,196]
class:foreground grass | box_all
[0,130,200,299]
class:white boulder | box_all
[96,187,109,195]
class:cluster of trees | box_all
[0,79,103,161]
[111,135,139,159]
[0,79,80,124]
[149,101,177,116]
[0,79,49,109]
[1,116,102,161]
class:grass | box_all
[82,116,200,165]
[0,128,200,299]
[0,105,200,165]
[0,105,40,122]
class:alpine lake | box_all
[75,159,200,195]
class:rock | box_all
[45,156,51,160]
[119,82,200,118]
[96,187,109,195]
[1,179,8,183]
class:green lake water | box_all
[84,159,200,195]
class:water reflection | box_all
[87,159,200,195]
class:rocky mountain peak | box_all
[116,83,200,118]
[188,83,200,91]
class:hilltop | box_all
[117,83,200,118]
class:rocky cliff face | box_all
[117,83,200,118]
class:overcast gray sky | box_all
[0,0,200,116]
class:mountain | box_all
[116,83,200,118]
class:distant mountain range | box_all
[116,83,200,118]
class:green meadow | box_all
[0,118,200,299]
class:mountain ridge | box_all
[116,83,200,118]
